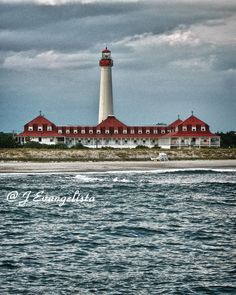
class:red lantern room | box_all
[99,47,113,67]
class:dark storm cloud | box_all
[0,0,236,52]
[0,0,236,131]
[0,2,142,30]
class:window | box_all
[161,130,165,134]
[38,126,43,131]
[123,129,127,134]
[28,126,33,131]
[175,127,178,132]
[73,130,78,134]
[138,129,142,134]
[66,129,70,134]
[183,126,187,131]
[130,129,134,134]
[58,129,62,134]
[38,137,42,142]
[47,126,52,131]
[89,129,93,134]
[96,130,101,134]
[146,130,150,134]
[201,126,206,131]
[114,129,118,134]
[153,129,158,134]
[81,129,85,134]
[192,126,196,132]
[105,129,109,134]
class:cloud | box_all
[2,50,97,70]
[168,57,215,71]
[0,0,139,4]
[113,29,201,50]
[191,15,236,46]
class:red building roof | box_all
[168,118,182,128]
[162,131,218,138]
[181,115,208,126]
[17,114,218,139]
[97,116,127,128]
[26,115,55,126]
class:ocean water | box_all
[0,169,236,295]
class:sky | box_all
[0,0,235,133]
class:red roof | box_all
[168,118,182,128]
[102,47,110,53]
[181,115,207,126]
[26,115,55,126]
[17,131,59,137]
[162,131,218,138]
[97,116,127,128]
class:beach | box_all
[0,159,236,173]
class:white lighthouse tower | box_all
[98,47,114,123]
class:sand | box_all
[0,160,236,173]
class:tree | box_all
[0,133,19,148]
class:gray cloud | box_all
[0,0,235,132]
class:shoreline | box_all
[0,159,236,173]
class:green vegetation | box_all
[22,142,69,149]
[0,147,235,162]
[71,143,88,149]
[0,133,19,148]
[216,131,236,148]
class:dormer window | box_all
[153,129,158,134]
[183,126,187,131]
[146,130,150,134]
[201,126,206,131]
[161,130,165,134]
[58,129,62,134]
[47,126,52,131]
[89,129,93,134]
[123,129,127,134]
[66,129,70,134]
[138,129,142,134]
[81,129,85,134]
[38,126,43,131]
[130,129,134,134]
[28,126,33,131]
[105,129,109,134]
[73,130,78,134]
[96,130,101,134]
[192,127,196,132]
[114,129,118,134]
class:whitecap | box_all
[75,174,101,183]
[112,177,133,183]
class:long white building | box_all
[16,48,220,149]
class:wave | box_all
[82,168,236,175]
[112,177,133,183]
[75,174,101,183]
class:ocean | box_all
[0,169,235,294]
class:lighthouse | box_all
[98,47,114,123]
